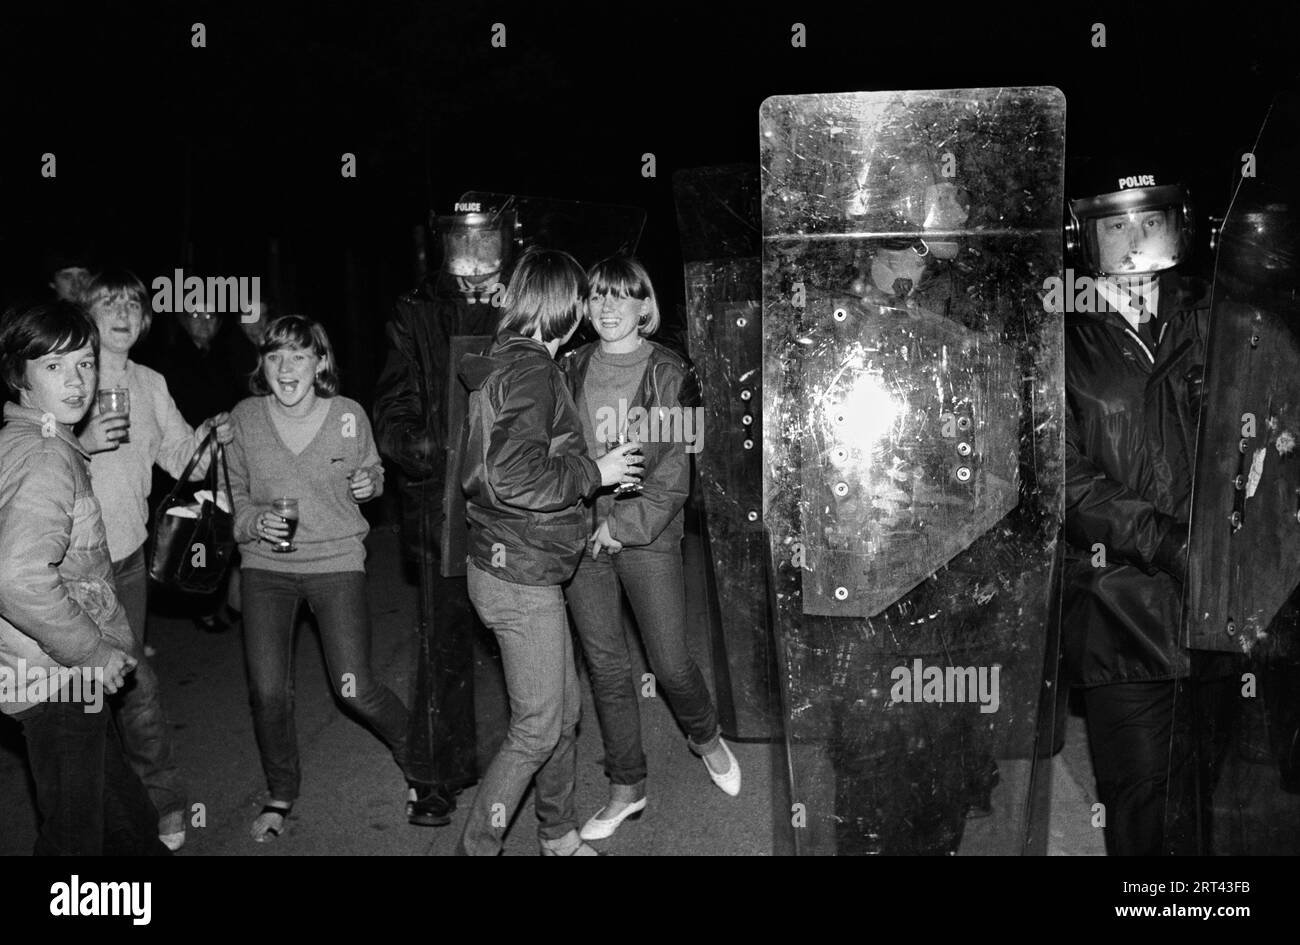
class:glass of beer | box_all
[604,432,643,496]
[97,388,130,443]
[271,497,299,553]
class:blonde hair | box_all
[587,256,660,336]
[250,314,340,396]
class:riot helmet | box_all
[1068,157,1194,276]
[844,150,971,299]
[844,150,971,260]
[430,202,520,293]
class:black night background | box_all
[3,2,1295,404]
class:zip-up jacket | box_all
[0,403,133,713]
[459,331,601,585]
[560,340,701,553]
[372,274,500,558]
[1062,273,1209,684]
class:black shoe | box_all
[407,783,455,827]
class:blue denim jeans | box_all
[17,697,169,856]
[565,546,720,787]
[111,548,187,823]
[242,568,411,802]
[458,561,580,855]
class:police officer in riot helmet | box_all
[848,153,972,305]
[1061,156,1223,855]
[372,204,518,826]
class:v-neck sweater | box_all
[227,394,383,573]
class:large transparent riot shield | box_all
[673,165,784,741]
[440,193,647,577]
[760,88,1066,854]
[1184,92,1300,854]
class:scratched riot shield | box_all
[1184,92,1300,854]
[761,88,1066,854]
[673,165,783,741]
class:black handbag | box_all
[148,431,237,593]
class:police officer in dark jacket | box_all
[372,208,511,825]
[1061,159,1215,855]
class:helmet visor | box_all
[1072,185,1190,275]
[433,211,511,279]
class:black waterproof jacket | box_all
[459,331,601,585]
[1062,273,1209,685]
[372,274,499,558]
[560,341,702,554]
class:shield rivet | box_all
[743,438,754,450]
[739,389,752,401]
[957,441,972,457]
[736,316,748,328]
[1226,620,1237,636]
[834,586,849,601]
[833,481,849,497]
[956,466,972,482]
[742,414,753,426]
[833,308,847,322]
[747,510,759,522]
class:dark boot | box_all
[407,782,455,827]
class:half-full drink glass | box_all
[271,497,299,553]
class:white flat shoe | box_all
[704,739,741,797]
[579,797,648,841]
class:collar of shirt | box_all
[1097,277,1160,333]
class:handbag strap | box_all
[157,428,216,512]
[210,435,234,511]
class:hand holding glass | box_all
[599,436,644,494]
[97,388,130,443]
[268,498,299,553]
